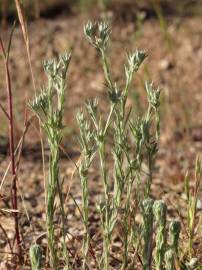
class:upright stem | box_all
[57,177,70,268]
[101,49,113,89]
[122,184,131,269]
[0,38,21,257]
[145,152,153,198]
[47,144,59,269]
[98,141,110,270]
[7,63,21,254]
[80,167,89,269]
[145,105,153,198]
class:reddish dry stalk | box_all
[0,38,21,257]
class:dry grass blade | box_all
[14,0,36,92]
[14,0,47,221]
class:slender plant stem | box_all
[0,36,21,258]
[101,49,113,89]
[57,177,70,267]
[47,145,59,269]
[98,141,110,270]
[81,172,89,269]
